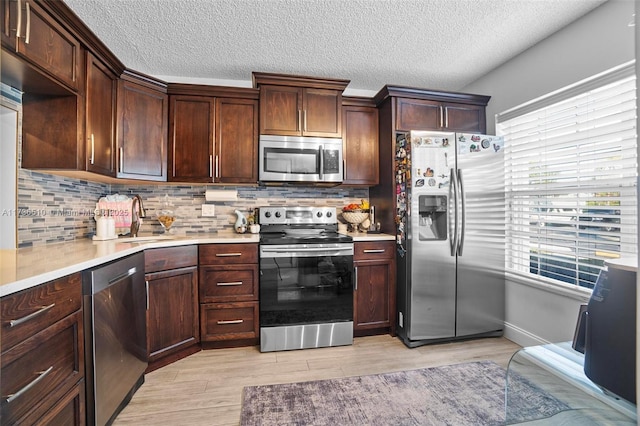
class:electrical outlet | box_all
[202,204,215,217]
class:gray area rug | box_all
[240,360,569,425]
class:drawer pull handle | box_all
[9,303,55,327]
[363,249,385,254]
[217,319,243,325]
[215,253,242,257]
[6,366,54,403]
[217,281,243,286]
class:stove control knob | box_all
[316,211,323,218]
[264,211,272,218]
[326,211,333,218]
[275,211,282,218]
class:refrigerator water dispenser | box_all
[418,195,447,240]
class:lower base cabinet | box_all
[0,273,84,426]
[353,240,396,336]
[144,246,200,372]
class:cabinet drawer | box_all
[1,273,82,350]
[354,241,395,261]
[145,245,198,273]
[199,265,258,302]
[1,310,83,425]
[20,380,85,426]
[199,243,258,265]
[200,302,258,341]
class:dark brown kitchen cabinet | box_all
[353,240,396,336]
[169,95,214,182]
[0,273,84,426]
[198,243,259,346]
[1,0,80,92]
[144,246,200,372]
[168,88,258,184]
[342,101,379,186]
[253,72,350,138]
[85,52,116,176]
[116,75,168,181]
[395,97,487,133]
[215,97,259,183]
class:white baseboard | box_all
[503,322,552,347]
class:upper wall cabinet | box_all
[253,72,350,138]
[1,0,80,92]
[342,98,379,186]
[116,72,168,181]
[168,85,259,184]
[86,52,117,176]
[395,97,487,133]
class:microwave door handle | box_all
[319,145,324,179]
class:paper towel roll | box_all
[205,189,238,201]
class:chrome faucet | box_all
[130,195,146,237]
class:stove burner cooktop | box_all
[258,206,352,245]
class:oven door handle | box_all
[261,246,353,258]
[319,145,324,180]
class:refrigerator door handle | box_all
[457,169,466,256]
[449,167,458,257]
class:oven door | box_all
[259,243,354,327]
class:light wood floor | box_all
[113,335,521,426]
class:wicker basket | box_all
[341,211,370,225]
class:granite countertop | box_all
[0,231,395,297]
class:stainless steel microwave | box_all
[259,135,343,185]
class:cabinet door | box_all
[343,105,378,185]
[85,53,116,176]
[396,98,442,131]
[1,0,18,49]
[168,95,214,182]
[145,266,199,363]
[2,0,80,91]
[259,85,302,136]
[215,97,258,183]
[354,259,393,331]
[117,80,168,181]
[443,102,486,133]
[303,88,342,137]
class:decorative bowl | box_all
[341,211,370,225]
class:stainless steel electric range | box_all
[258,206,354,352]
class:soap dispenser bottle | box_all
[234,210,247,233]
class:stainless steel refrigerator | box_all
[395,131,505,347]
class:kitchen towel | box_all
[97,195,132,229]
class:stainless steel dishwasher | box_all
[83,252,147,425]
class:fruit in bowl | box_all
[342,199,370,212]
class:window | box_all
[497,62,637,290]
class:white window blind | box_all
[497,64,637,290]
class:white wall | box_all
[465,0,635,135]
[462,0,636,346]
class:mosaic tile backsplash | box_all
[5,84,369,248]
[18,176,368,247]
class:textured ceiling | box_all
[63,0,607,96]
